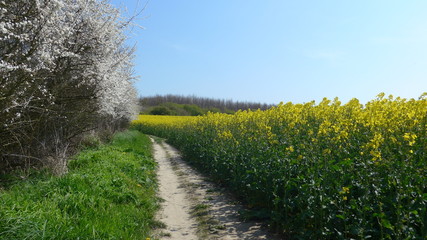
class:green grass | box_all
[0,130,158,240]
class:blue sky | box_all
[110,0,427,104]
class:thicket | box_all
[0,0,138,172]
[140,94,274,113]
[143,102,228,116]
[133,94,427,239]
[0,130,158,239]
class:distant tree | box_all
[182,104,204,116]
[139,94,274,112]
[149,106,172,115]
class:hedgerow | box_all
[0,0,138,171]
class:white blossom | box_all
[1,0,140,163]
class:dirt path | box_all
[151,138,281,240]
[151,138,198,240]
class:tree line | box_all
[0,0,138,173]
[140,94,275,113]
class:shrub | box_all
[150,106,173,115]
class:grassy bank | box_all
[0,130,158,239]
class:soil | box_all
[151,138,282,240]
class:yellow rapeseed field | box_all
[132,93,426,239]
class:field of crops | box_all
[132,93,426,239]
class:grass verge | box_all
[0,130,158,240]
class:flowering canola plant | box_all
[132,93,427,239]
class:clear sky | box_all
[110,0,427,104]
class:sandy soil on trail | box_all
[151,138,282,240]
[152,138,198,240]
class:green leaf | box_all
[381,219,394,230]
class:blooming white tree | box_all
[0,0,139,170]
